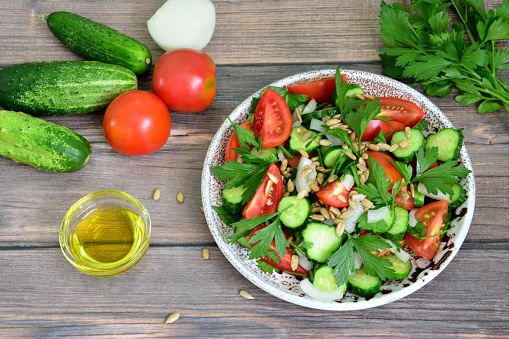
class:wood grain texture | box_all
[0,0,508,337]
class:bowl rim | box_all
[201,68,476,311]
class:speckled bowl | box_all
[201,69,476,311]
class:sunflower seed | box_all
[367,143,380,151]
[310,156,320,161]
[312,161,320,166]
[265,180,273,196]
[319,139,333,147]
[311,183,320,192]
[325,118,340,127]
[296,188,309,200]
[311,207,322,213]
[358,157,366,167]
[280,159,288,172]
[267,172,279,184]
[239,290,254,300]
[341,210,354,219]
[356,163,367,171]
[316,166,326,172]
[363,94,375,100]
[165,312,180,324]
[153,188,162,201]
[297,127,304,134]
[202,248,210,260]
[349,199,358,210]
[317,173,325,185]
[298,148,309,158]
[328,174,339,183]
[349,132,357,143]
[310,214,325,221]
[295,107,303,123]
[329,207,341,217]
[360,198,375,209]
[351,193,366,202]
[362,153,369,160]
[320,207,331,220]
[337,194,347,203]
[291,255,299,271]
[300,166,313,177]
[336,221,346,237]
[410,183,415,198]
[344,150,357,161]
[177,191,184,203]
[352,142,359,153]
[399,140,409,149]
[287,179,294,193]
[355,93,366,100]
[377,143,391,151]
[389,144,399,152]
[301,131,313,142]
[200,206,204,213]
[398,190,410,200]
[405,126,411,139]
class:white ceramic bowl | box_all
[201,69,476,311]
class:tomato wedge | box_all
[362,119,405,142]
[406,200,449,259]
[225,121,251,163]
[253,88,292,148]
[315,180,351,208]
[394,186,414,211]
[377,97,424,128]
[285,154,301,169]
[286,74,347,104]
[365,151,402,190]
[242,164,284,219]
[250,225,308,276]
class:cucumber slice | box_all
[385,255,412,280]
[426,128,464,162]
[250,147,278,162]
[347,266,382,299]
[302,222,343,263]
[222,185,247,214]
[301,107,340,122]
[323,146,345,168]
[313,265,347,292]
[288,127,320,154]
[363,206,394,234]
[449,183,467,208]
[413,190,426,208]
[234,223,252,249]
[278,196,312,228]
[383,206,409,241]
[391,128,425,162]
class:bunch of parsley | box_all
[379,0,509,114]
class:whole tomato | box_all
[103,90,172,156]
[152,48,216,113]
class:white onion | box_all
[325,134,344,145]
[292,120,302,128]
[296,250,313,271]
[299,279,346,301]
[385,240,411,262]
[417,182,450,201]
[367,206,390,223]
[302,99,318,114]
[309,119,327,132]
[343,201,364,233]
[147,0,216,51]
[277,148,285,162]
[341,174,355,191]
[354,252,363,270]
[409,209,418,227]
[294,157,317,193]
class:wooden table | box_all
[1,0,508,337]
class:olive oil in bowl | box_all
[60,191,151,276]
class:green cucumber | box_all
[288,127,320,154]
[302,222,343,263]
[0,61,137,116]
[313,265,347,292]
[278,196,311,228]
[383,206,409,241]
[250,147,278,162]
[385,255,412,280]
[347,266,382,299]
[222,185,247,214]
[46,11,152,75]
[0,110,91,172]
[234,223,252,249]
[390,128,425,162]
[426,128,464,162]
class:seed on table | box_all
[287,179,294,193]
[267,172,279,184]
[200,206,204,213]
[399,140,409,149]
[405,126,411,139]
[165,312,180,324]
[341,210,354,219]
[202,248,210,260]
[310,214,325,221]
[153,188,162,201]
[328,174,338,183]
[298,148,309,158]
[291,254,299,271]
[389,144,399,152]
[301,131,313,142]
[177,191,184,203]
[336,221,346,237]
[239,290,254,300]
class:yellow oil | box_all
[70,205,145,266]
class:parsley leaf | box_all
[249,216,289,260]
[257,259,280,274]
[211,205,242,226]
[351,234,398,280]
[328,235,355,287]
[229,118,259,150]
[343,98,382,152]
[227,211,279,244]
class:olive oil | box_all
[70,205,145,266]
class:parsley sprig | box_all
[379,0,509,114]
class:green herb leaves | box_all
[380,0,509,114]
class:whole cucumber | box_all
[46,11,152,75]
[0,61,137,116]
[0,110,92,173]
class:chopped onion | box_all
[299,279,346,302]
[294,157,317,193]
[341,174,355,191]
[309,119,327,132]
[354,252,363,270]
[277,148,285,162]
[325,134,344,145]
[367,206,390,223]
[296,250,313,271]
[147,0,216,51]
[417,182,450,201]
[302,99,318,114]
[385,240,411,262]
[343,201,364,233]
[409,209,418,227]
[292,120,302,128]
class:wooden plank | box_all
[0,247,507,337]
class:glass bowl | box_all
[59,190,151,276]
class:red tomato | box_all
[362,119,405,142]
[242,164,284,219]
[285,154,301,169]
[250,225,308,276]
[394,186,414,211]
[315,180,350,208]
[103,90,171,156]
[377,97,424,128]
[225,122,251,163]
[406,200,449,259]
[253,88,293,148]
[152,48,216,113]
[365,151,403,190]
[286,74,347,103]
